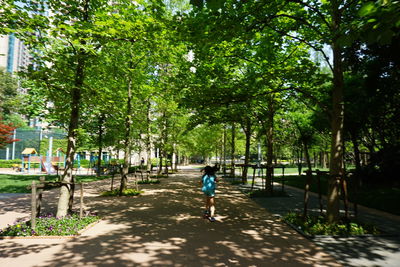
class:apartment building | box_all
[0,34,31,73]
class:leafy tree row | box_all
[2,0,398,224]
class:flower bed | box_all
[0,213,100,237]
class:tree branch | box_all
[287,0,331,29]
[67,40,77,55]
[278,47,298,65]
[221,86,331,117]
[224,55,261,66]
[271,13,325,37]
[266,25,334,72]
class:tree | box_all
[0,68,25,126]
[183,2,322,190]
[180,124,223,162]
[20,0,114,217]
[0,119,18,149]
[343,24,400,184]
[187,0,370,222]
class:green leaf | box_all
[359,2,377,17]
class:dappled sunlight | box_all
[1,170,341,266]
[121,237,187,266]
[141,188,177,196]
[0,211,30,229]
[215,240,270,260]
[241,229,264,241]
[126,206,153,211]
[174,213,199,222]
[82,219,131,236]
[213,215,229,222]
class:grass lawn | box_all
[278,167,330,174]
[283,175,400,216]
[229,166,330,176]
[0,174,110,193]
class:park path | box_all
[0,166,340,267]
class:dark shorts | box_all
[203,190,215,197]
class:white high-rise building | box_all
[0,34,30,73]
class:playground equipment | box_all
[52,148,66,175]
[43,147,66,175]
[20,147,66,174]
[21,148,39,173]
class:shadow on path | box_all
[0,169,339,267]
[250,181,400,267]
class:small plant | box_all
[284,212,380,236]
[101,188,143,197]
[138,179,160,184]
[150,175,168,179]
[0,213,99,237]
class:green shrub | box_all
[138,179,160,184]
[283,212,379,236]
[128,165,143,173]
[101,188,143,197]
[0,159,22,168]
[150,174,169,179]
[0,213,99,236]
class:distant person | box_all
[201,165,218,222]
[140,157,145,167]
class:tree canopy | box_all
[2,0,399,221]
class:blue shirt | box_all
[202,174,216,192]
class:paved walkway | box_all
[242,177,400,267]
[0,167,340,267]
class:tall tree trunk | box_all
[96,114,105,177]
[327,2,345,223]
[145,100,152,171]
[56,50,86,218]
[325,151,329,168]
[119,77,133,195]
[265,97,274,193]
[223,124,227,175]
[158,149,163,176]
[173,143,178,172]
[350,130,362,216]
[350,131,361,172]
[297,148,303,175]
[163,118,169,175]
[242,118,251,184]
[231,123,236,178]
[313,152,317,168]
[319,151,323,168]
[164,151,169,174]
[303,139,313,217]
